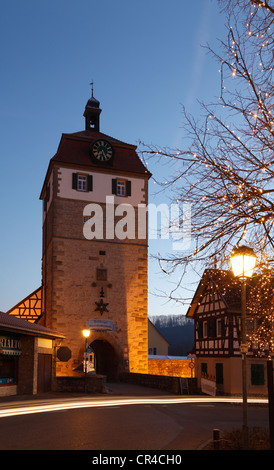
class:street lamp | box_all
[82,329,90,393]
[230,245,256,450]
[230,245,257,279]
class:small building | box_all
[147,319,195,379]
[148,319,169,356]
[0,311,64,397]
[186,268,273,396]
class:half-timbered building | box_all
[186,269,271,396]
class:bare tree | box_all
[141,0,274,280]
[246,268,274,356]
[140,0,274,355]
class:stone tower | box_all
[40,90,151,379]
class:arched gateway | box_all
[91,339,119,381]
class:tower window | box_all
[117,180,126,196]
[72,173,93,192]
[112,179,131,197]
[96,268,107,281]
[78,175,87,191]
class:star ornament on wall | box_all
[95,298,109,316]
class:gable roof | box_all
[148,318,170,345]
[6,286,42,323]
[186,269,242,318]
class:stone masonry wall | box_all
[148,358,195,378]
[42,165,149,377]
[45,235,148,376]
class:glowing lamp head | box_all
[230,245,256,278]
[82,329,90,338]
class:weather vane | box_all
[90,80,94,97]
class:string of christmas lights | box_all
[139,0,274,353]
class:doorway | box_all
[37,353,52,393]
[216,362,224,394]
[90,340,119,381]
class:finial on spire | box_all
[90,80,94,97]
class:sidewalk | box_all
[105,381,173,396]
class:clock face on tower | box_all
[91,140,113,163]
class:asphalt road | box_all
[0,384,269,452]
[0,402,267,451]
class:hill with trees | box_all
[149,314,194,356]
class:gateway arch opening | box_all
[91,340,119,381]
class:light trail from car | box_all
[0,396,268,418]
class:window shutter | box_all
[88,175,93,191]
[72,173,78,189]
[208,318,216,338]
[112,179,117,195]
[221,319,226,337]
[126,180,131,196]
[197,321,203,339]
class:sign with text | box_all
[0,336,21,356]
[86,319,116,332]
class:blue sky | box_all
[0,0,227,315]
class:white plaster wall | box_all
[57,167,146,206]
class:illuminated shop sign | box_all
[0,336,21,356]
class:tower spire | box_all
[84,81,101,131]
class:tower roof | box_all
[85,95,100,109]
[84,82,101,131]
[40,89,151,199]
[52,129,150,174]
[40,129,151,199]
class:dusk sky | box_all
[0,0,227,315]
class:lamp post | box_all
[82,329,90,393]
[230,245,256,450]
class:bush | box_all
[206,427,270,450]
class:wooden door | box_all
[38,353,52,393]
